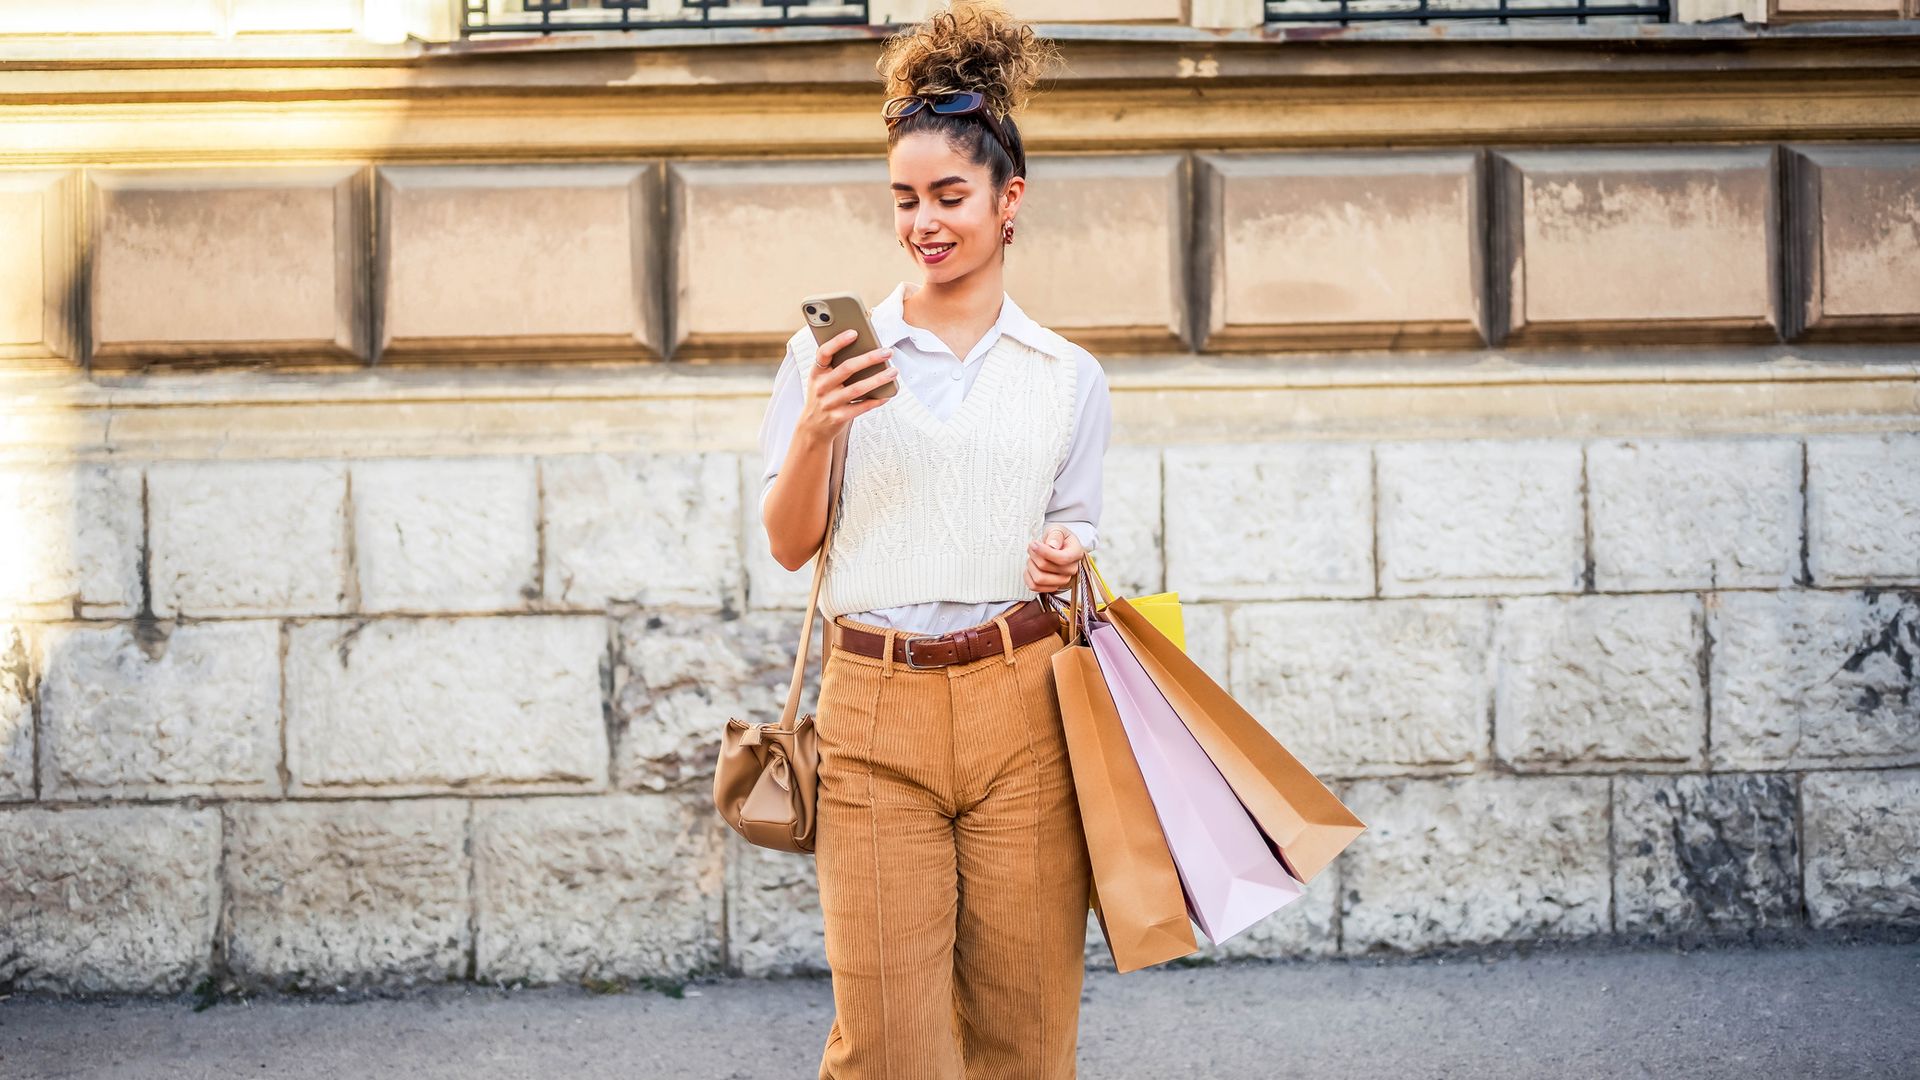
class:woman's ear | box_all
[999,175,1026,222]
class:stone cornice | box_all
[4,350,1914,463]
[4,20,1920,71]
[2,22,1918,99]
[4,24,1920,163]
[2,77,1917,165]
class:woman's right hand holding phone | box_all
[797,329,898,447]
[765,328,896,570]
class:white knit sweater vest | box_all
[819,334,1078,618]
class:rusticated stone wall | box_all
[3,88,1920,993]
[7,145,1920,369]
[3,429,1917,992]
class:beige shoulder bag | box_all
[711,429,847,855]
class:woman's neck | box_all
[904,260,1005,360]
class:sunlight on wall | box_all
[0,0,415,39]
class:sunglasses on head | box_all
[881,90,991,122]
[882,90,1018,164]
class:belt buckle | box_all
[903,635,942,670]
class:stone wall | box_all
[3,29,1920,995]
[3,429,1916,992]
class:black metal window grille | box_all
[1264,0,1669,24]
[463,0,870,35]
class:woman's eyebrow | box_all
[889,176,970,192]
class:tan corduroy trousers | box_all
[814,609,1094,1080]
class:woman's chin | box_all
[920,256,986,286]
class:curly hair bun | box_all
[877,1,1058,120]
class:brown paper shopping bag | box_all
[1104,596,1366,884]
[1052,633,1198,973]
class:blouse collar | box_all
[869,281,1058,363]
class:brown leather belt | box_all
[831,598,1064,670]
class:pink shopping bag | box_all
[1089,622,1304,945]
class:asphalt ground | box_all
[4,939,1916,1079]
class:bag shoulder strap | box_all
[778,427,848,730]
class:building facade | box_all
[1,0,1917,994]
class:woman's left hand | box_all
[1025,526,1085,595]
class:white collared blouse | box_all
[757,281,1113,636]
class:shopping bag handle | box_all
[1086,555,1119,608]
[1078,567,1102,638]
[1039,569,1080,644]
[1039,562,1100,646]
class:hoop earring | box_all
[1002,218,1015,246]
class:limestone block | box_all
[1230,600,1492,778]
[1771,0,1907,17]
[38,621,281,799]
[0,464,142,619]
[1588,438,1802,591]
[1494,595,1705,771]
[0,1,222,33]
[1493,149,1778,345]
[88,166,368,366]
[1163,443,1373,601]
[1003,0,1184,18]
[286,615,608,796]
[612,607,817,794]
[1189,0,1268,27]
[1092,445,1165,598]
[742,453,812,613]
[868,0,937,23]
[672,156,1185,357]
[541,453,742,610]
[1198,152,1484,350]
[1786,146,1920,340]
[1001,155,1187,352]
[1178,601,1230,692]
[0,805,220,993]
[377,165,661,362]
[148,460,347,618]
[1377,440,1584,597]
[352,457,538,613]
[473,794,725,984]
[228,0,362,32]
[1709,590,1920,770]
[1613,773,1800,935]
[1803,768,1920,928]
[1272,0,1606,14]
[0,170,78,364]
[223,799,469,989]
[725,833,826,977]
[669,160,896,359]
[1340,775,1611,952]
[1808,434,1920,586]
[0,626,30,800]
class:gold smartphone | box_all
[801,292,898,402]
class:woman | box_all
[755,6,1110,1077]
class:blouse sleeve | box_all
[1042,347,1112,553]
[756,332,810,521]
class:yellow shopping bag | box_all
[1086,556,1186,653]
